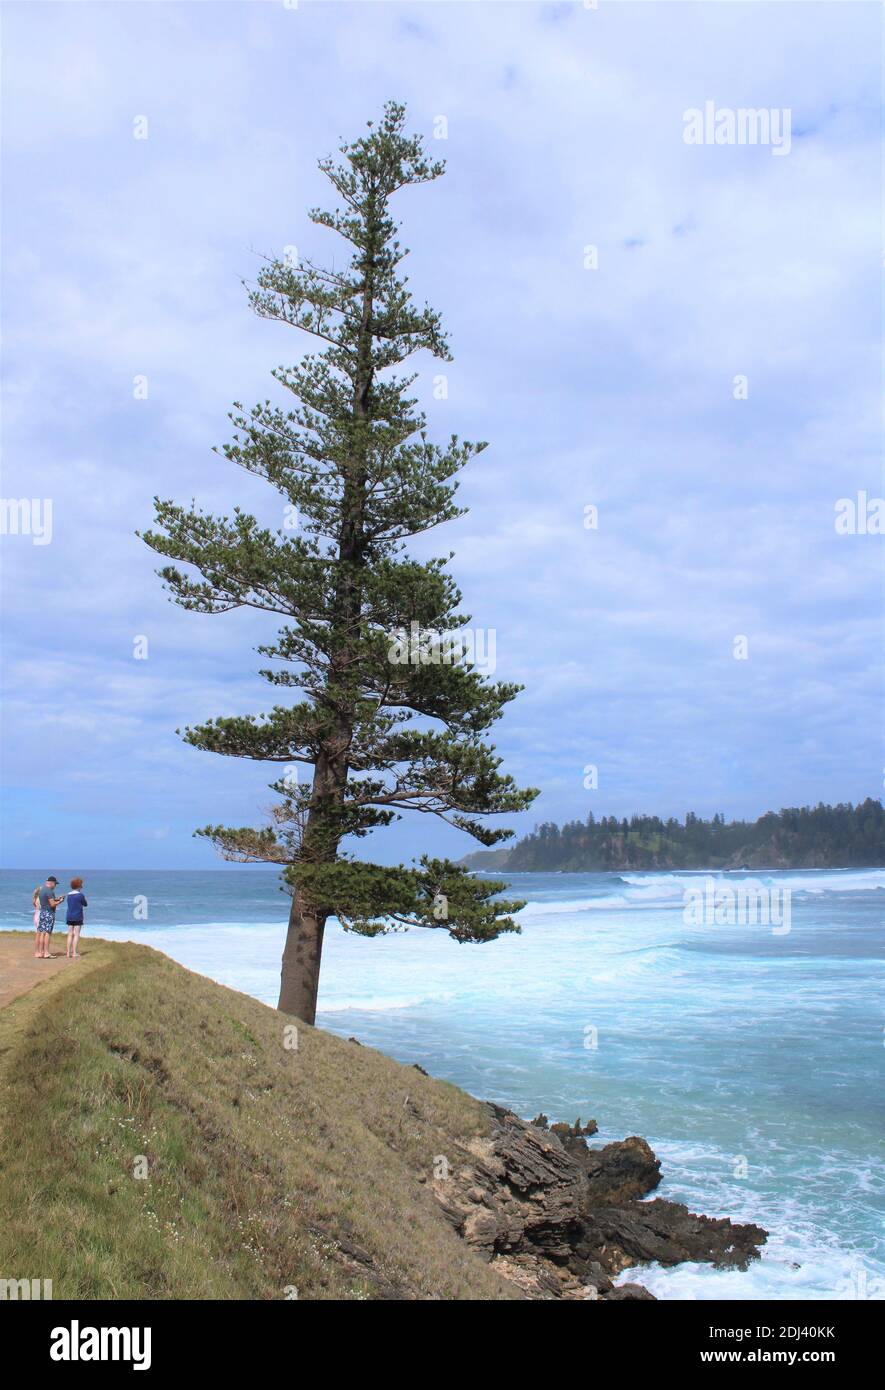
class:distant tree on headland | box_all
[461,799,885,871]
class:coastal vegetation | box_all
[460,799,885,872]
[0,935,512,1298]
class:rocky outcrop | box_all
[575,1199,767,1274]
[432,1104,766,1300]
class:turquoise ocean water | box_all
[2,866,882,1300]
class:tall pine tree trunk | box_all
[277,239,375,1021]
[278,746,349,1020]
[278,890,326,1022]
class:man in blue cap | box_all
[35,876,65,958]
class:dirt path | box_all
[0,930,88,1009]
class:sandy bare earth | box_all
[0,931,85,1010]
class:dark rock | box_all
[430,1100,767,1300]
[579,1199,768,1273]
[602,1282,657,1301]
[550,1116,599,1140]
[534,1113,599,1140]
[582,1259,614,1294]
[575,1135,661,1206]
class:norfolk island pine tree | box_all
[141,104,538,1025]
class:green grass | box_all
[0,937,518,1300]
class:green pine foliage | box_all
[140,104,537,1014]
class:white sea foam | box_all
[620,867,885,896]
[320,992,454,1014]
[619,1246,885,1301]
[517,868,885,920]
[614,1133,885,1301]
[518,888,691,916]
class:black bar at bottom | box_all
[1,1297,878,1375]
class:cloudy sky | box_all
[2,0,882,870]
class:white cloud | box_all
[2,0,881,866]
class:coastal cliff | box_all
[0,935,765,1300]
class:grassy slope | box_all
[0,935,518,1300]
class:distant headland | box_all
[460,799,885,873]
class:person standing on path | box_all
[35,876,64,959]
[65,878,88,959]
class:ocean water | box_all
[3,866,883,1301]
